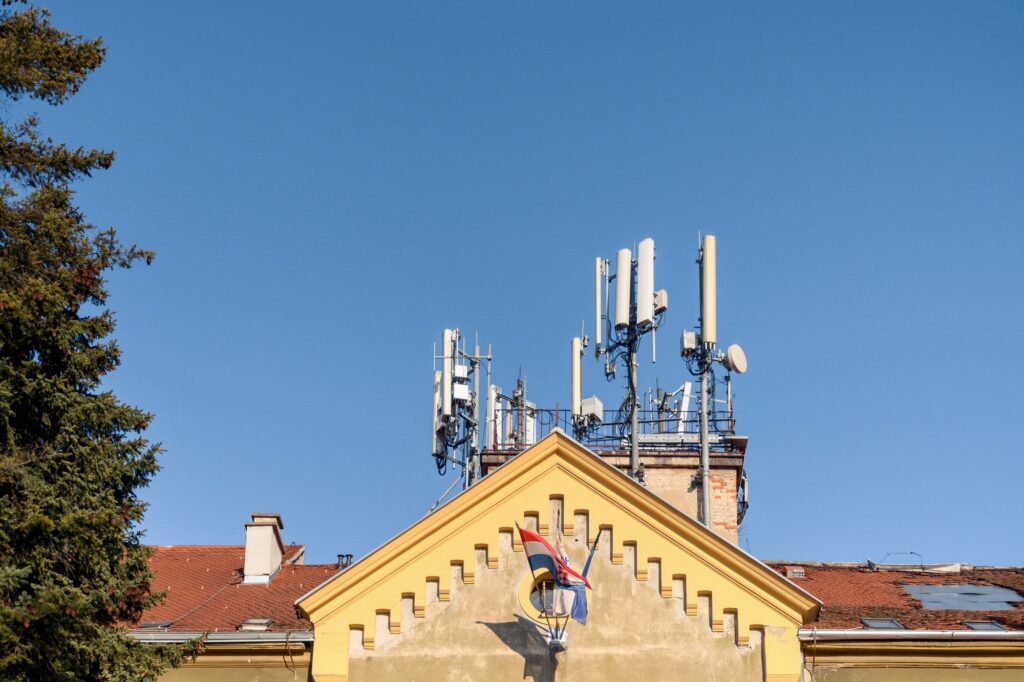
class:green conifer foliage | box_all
[0,4,194,679]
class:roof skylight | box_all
[861,618,905,629]
[137,620,172,629]
[240,617,274,632]
[962,618,1003,630]
[902,584,1023,611]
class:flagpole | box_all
[582,532,601,578]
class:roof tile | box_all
[135,545,338,632]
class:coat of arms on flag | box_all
[516,518,599,647]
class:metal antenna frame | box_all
[592,250,666,483]
[681,235,746,530]
[431,330,492,503]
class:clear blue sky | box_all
[38,2,1023,565]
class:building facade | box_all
[137,432,1024,681]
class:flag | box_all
[518,526,592,589]
[518,525,591,624]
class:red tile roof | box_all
[135,545,338,633]
[767,562,1024,631]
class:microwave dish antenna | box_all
[723,343,748,374]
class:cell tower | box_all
[431,329,491,500]
[581,237,669,481]
[428,236,751,540]
[680,235,749,528]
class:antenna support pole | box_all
[630,347,639,479]
[698,352,712,529]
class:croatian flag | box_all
[518,526,591,624]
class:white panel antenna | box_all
[594,257,604,350]
[524,401,537,445]
[701,235,717,346]
[441,328,455,418]
[486,384,499,450]
[614,248,631,329]
[636,238,655,327]
[675,381,692,433]
[432,371,442,453]
[571,337,583,417]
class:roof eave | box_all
[128,630,314,644]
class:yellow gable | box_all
[297,431,819,681]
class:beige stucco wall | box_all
[348,531,763,681]
[161,667,310,682]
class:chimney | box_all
[243,513,284,584]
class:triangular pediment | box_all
[298,431,819,682]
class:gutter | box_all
[129,630,314,644]
[798,628,1024,641]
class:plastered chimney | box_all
[243,513,284,584]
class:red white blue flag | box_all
[518,526,591,589]
[518,525,592,624]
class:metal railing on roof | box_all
[482,407,739,454]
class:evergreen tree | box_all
[0,4,193,679]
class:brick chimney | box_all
[243,513,284,584]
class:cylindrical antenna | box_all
[636,237,655,327]
[594,257,603,350]
[571,337,583,417]
[614,248,631,329]
[700,235,717,346]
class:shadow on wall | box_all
[478,616,559,682]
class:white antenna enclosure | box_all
[486,384,499,450]
[614,248,631,329]
[594,257,603,349]
[432,370,442,454]
[701,235,717,346]
[571,337,583,417]
[441,328,455,417]
[636,237,655,327]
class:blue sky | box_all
[34,2,1023,565]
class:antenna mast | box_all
[681,235,748,529]
[431,329,492,501]
[586,238,668,482]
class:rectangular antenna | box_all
[486,384,499,450]
[701,235,717,346]
[524,401,537,445]
[614,248,631,329]
[432,371,442,453]
[441,328,455,417]
[594,257,603,349]
[571,337,582,417]
[636,237,655,327]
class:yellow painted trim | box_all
[179,642,310,669]
[803,639,1024,668]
